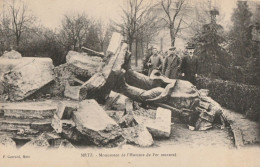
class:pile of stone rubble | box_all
[0,33,227,149]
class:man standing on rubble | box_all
[147,47,164,76]
[180,43,199,85]
[162,47,182,79]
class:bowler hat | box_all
[186,43,195,49]
[169,47,176,50]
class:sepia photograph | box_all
[0,0,259,166]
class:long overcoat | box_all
[162,54,182,79]
[147,54,164,76]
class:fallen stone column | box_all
[65,33,127,102]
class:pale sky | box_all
[0,0,123,29]
[0,0,259,30]
[30,0,236,29]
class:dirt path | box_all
[153,123,235,148]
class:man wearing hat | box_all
[162,47,182,79]
[146,47,164,76]
[180,43,199,85]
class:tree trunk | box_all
[170,26,176,47]
[146,35,149,50]
[16,35,20,47]
[141,39,144,57]
[128,37,133,51]
[100,41,104,52]
[135,39,138,67]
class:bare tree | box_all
[95,20,109,52]
[114,0,159,66]
[0,9,12,52]
[161,0,189,47]
[7,0,36,47]
[138,12,161,50]
[60,13,90,50]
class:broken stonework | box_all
[21,133,51,150]
[0,57,36,78]
[64,82,81,100]
[72,100,124,147]
[134,107,172,138]
[0,101,57,119]
[51,101,77,133]
[105,110,125,123]
[118,114,138,128]
[1,50,22,59]
[122,125,153,147]
[113,94,128,110]
[105,33,123,56]
[0,101,57,140]
[0,136,16,148]
[21,132,75,149]
[57,139,75,149]
[59,33,127,103]
[3,58,55,101]
[104,92,127,111]
[66,51,102,78]
[104,91,120,110]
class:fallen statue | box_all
[50,32,227,131]
[112,49,226,131]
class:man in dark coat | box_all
[147,48,164,76]
[162,47,182,79]
[180,44,199,85]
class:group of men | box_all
[146,44,198,85]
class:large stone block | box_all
[64,82,81,100]
[72,100,124,147]
[134,107,172,138]
[51,101,77,134]
[3,58,55,101]
[0,101,57,119]
[106,33,123,56]
[66,51,102,77]
[0,101,57,139]
[0,57,30,77]
[122,125,153,147]
[1,50,22,59]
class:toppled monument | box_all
[0,32,228,149]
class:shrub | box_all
[196,75,260,122]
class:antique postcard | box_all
[0,0,259,166]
